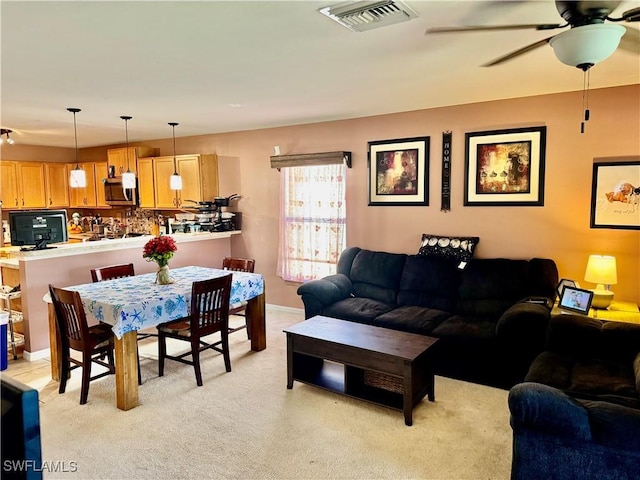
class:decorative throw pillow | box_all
[417,233,479,268]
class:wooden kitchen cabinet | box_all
[44,163,69,208]
[107,146,154,176]
[0,161,20,209]
[137,157,155,208]
[17,162,47,208]
[146,154,218,208]
[68,163,98,207]
[94,162,109,207]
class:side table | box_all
[589,301,640,324]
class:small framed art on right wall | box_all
[590,159,640,230]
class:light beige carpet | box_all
[37,309,512,479]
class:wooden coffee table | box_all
[284,315,439,426]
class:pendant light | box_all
[67,108,87,188]
[0,129,15,145]
[120,116,136,189]
[168,122,182,190]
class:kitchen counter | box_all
[5,230,242,360]
[0,231,241,260]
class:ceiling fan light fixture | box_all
[549,23,625,69]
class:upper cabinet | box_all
[44,163,69,208]
[2,161,69,209]
[94,162,109,208]
[137,157,155,209]
[140,154,219,209]
[68,163,98,208]
[107,146,154,176]
[0,161,20,209]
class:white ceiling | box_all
[1,0,639,149]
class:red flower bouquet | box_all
[142,235,177,267]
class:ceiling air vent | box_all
[319,1,419,33]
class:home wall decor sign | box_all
[441,131,452,212]
[368,136,429,206]
[464,126,546,206]
[590,159,640,230]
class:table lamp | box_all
[584,255,617,309]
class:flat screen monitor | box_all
[9,210,68,251]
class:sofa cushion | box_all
[373,306,451,335]
[418,233,479,267]
[397,255,459,311]
[349,250,406,304]
[322,297,394,325]
[526,351,640,408]
[430,314,497,340]
[456,259,531,318]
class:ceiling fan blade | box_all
[425,23,563,34]
[619,25,640,54]
[620,6,640,22]
[482,36,554,67]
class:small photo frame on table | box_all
[368,136,429,206]
[589,159,640,230]
[557,285,593,316]
[556,278,578,297]
[464,126,546,206]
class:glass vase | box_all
[156,265,173,285]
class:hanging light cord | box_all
[67,108,81,167]
[121,115,132,172]
[169,122,179,174]
[581,67,591,134]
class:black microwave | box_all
[103,178,139,206]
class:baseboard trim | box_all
[266,303,304,315]
[23,348,50,362]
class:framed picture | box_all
[557,286,593,316]
[464,126,546,206]
[368,136,429,206]
[589,159,640,230]
[556,278,578,297]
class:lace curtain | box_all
[277,164,347,282]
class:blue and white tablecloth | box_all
[64,266,264,338]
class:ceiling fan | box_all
[426,1,640,69]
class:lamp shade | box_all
[549,24,625,68]
[69,167,87,188]
[170,173,183,190]
[584,255,617,286]
[121,171,136,189]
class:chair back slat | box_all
[49,285,92,351]
[191,275,232,336]
[222,257,255,273]
[90,263,135,282]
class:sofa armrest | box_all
[296,274,353,319]
[496,301,550,350]
[509,382,592,440]
[511,382,640,451]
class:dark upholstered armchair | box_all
[509,382,640,480]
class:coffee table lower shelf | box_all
[292,356,410,412]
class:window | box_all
[277,164,347,282]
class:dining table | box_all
[46,266,265,410]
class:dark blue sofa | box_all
[297,246,559,388]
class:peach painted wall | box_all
[8,85,640,312]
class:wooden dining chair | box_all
[157,274,233,387]
[222,257,255,339]
[90,263,135,282]
[48,284,115,405]
[90,263,147,385]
